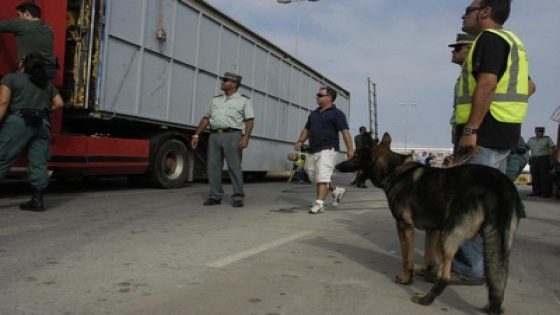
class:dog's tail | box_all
[482,224,509,313]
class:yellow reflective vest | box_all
[455,29,529,124]
[294,153,306,167]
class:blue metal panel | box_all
[287,104,301,142]
[198,16,220,73]
[102,38,141,115]
[290,68,303,107]
[267,55,280,97]
[277,100,289,140]
[143,0,175,56]
[108,0,144,45]
[264,97,279,139]
[139,52,171,120]
[253,46,268,93]
[238,37,254,86]
[169,63,196,125]
[193,72,218,120]
[278,60,291,101]
[219,27,238,74]
[251,91,266,137]
[173,3,199,65]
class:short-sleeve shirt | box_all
[456,31,518,150]
[1,72,58,110]
[527,136,555,157]
[304,105,349,153]
[0,19,56,66]
[204,92,255,130]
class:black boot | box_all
[19,189,45,212]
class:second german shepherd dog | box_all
[336,132,522,315]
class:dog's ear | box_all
[380,132,391,149]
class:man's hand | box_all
[294,141,303,151]
[346,150,354,160]
[458,134,477,155]
[239,135,250,149]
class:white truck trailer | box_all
[0,0,350,188]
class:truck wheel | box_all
[150,139,189,188]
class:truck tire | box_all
[149,139,190,188]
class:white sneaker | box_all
[332,187,346,206]
[309,201,325,214]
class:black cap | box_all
[448,33,476,47]
[222,72,242,84]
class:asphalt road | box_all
[1,175,559,315]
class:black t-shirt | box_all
[456,31,520,150]
[305,105,349,154]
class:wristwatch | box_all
[462,127,478,136]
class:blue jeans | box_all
[451,146,509,278]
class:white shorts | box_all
[305,149,338,183]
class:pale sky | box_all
[205,0,560,148]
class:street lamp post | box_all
[277,0,320,57]
[398,102,417,152]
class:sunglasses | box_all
[316,93,329,98]
[453,45,468,52]
[464,6,485,15]
[222,78,235,83]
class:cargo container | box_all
[0,0,350,188]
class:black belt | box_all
[8,109,49,118]
[211,128,240,133]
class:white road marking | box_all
[207,230,314,268]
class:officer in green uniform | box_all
[527,127,556,197]
[0,3,57,78]
[191,72,255,207]
[0,53,63,211]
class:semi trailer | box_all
[0,0,350,188]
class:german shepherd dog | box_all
[336,132,522,315]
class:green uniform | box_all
[506,136,530,182]
[527,135,555,196]
[527,136,555,157]
[0,18,56,67]
[205,92,255,129]
[204,92,254,202]
[0,72,57,191]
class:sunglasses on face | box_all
[464,6,484,15]
[453,45,467,52]
[316,93,329,98]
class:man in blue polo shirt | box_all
[294,86,353,214]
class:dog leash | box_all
[453,151,476,166]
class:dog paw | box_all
[411,292,435,305]
[394,274,413,285]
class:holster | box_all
[10,109,48,127]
